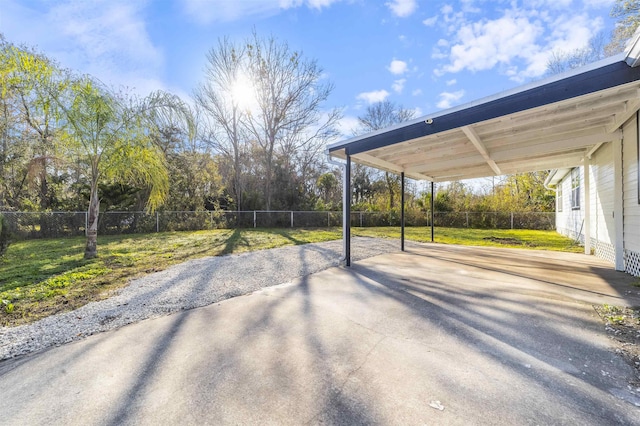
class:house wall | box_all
[622,115,640,276]
[556,114,640,277]
[556,171,584,243]
[590,143,616,263]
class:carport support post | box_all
[613,136,624,270]
[430,181,434,242]
[584,155,591,255]
[401,172,405,251]
[344,154,351,267]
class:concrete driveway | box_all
[1,243,640,425]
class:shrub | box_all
[0,214,10,257]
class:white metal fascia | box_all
[625,27,640,67]
[461,126,502,175]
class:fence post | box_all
[253,211,256,228]
[210,210,213,230]
[290,211,294,228]
[156,211,159,233]
[360,211,363,227]
[327,211,330,228]
[466,212,469,228]
[510,212,514,230]
[85,211,88,236]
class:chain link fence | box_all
[0,210,555,240]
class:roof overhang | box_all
[328,39,640,182]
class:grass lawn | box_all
[353,227,584,252]
[1,226,581,327]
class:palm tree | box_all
[58,77,192,258]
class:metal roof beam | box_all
[587,142,605,159]
[352,152,404,174]
[606,97,640,133]
[490,131,615,162]
[461,126,501,175]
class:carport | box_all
[328,37,640,268]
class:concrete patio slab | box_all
[1,243,639,425]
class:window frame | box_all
[571,168,581,210]
[557,184,563,212]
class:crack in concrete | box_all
[304,335,387,425]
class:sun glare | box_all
[230,72,257,112]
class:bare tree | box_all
[356,101,415,209]
[195,38,248,211]
[606,0,640,55]
[244,31,340,210]
[546,33,608,75]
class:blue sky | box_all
[0,0,617,137]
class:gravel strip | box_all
[0,237,409,361]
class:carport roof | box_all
[328,37,640,182]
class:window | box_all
[571,168,580,210]
[557,184,563,212]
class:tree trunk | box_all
[85,184,99,259]
[265,162,272,210]
[265,144,274,210]
[234,150,242,211]
[385,172,395,209]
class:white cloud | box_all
[49,1,162,65]
[336,115,361,138]
[1,0,167,95]
[437,90,465,109]
[422,16,438,27]
[446,79,457,86]
[582,0,614,7]
[392,79,406,93]
[412,89,423,96]
[437,10,543,75]
[433,5,606,82]
[357,90,390,104]
[388,59,408,75]
[386,0,417,17]
[180,0,342,24]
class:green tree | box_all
[58,77,192,258]
[0,213,9,256]
[488,172,554,212]
[0,38,31,210]
[316,172,339,208]
[12,45,69,212]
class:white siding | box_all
[556,168,585,242]
[622,114,640,276]
[555,143,617,264]
[590,143,616,262]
